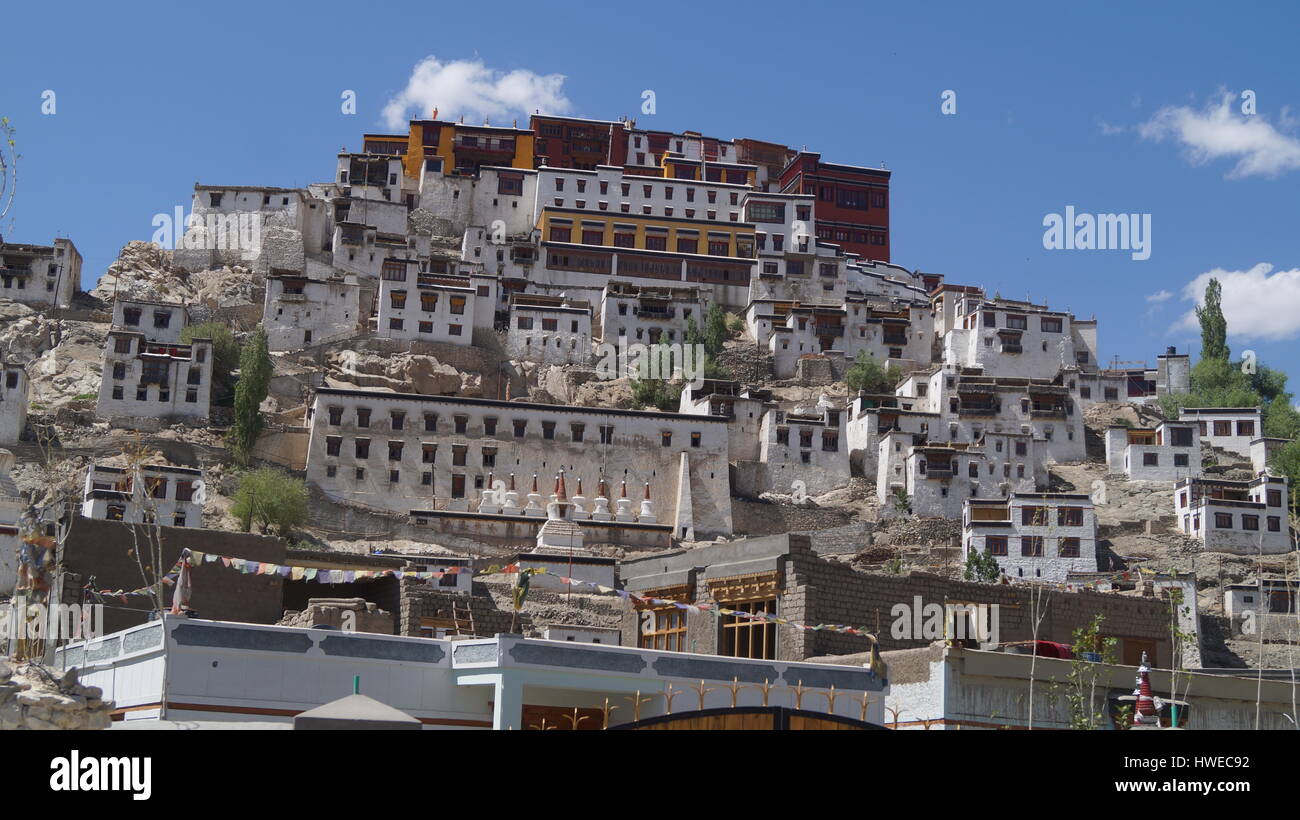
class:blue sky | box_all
[5,1,1300,382]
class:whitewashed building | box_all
[1104,421,1202,481]
[177,185,331,274]
[81,463,205,528]
[0,363,27,446]
[735,399,851,498]
[378,274,480,346]
[963,493,1099,581]
[1175,474,1291,554]
[95,300,213,426]
[931,286,1098,381]
[1179,408,1262,458]
[0,236,81,308]
[758,299,931,379]
[877,431,1044,519]
[506,293,592,365]
[599,280,708,346]
[263,272,361,351]
[678,380,769,463]
[304,388,734,539]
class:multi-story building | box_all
[757,298,932,379]
[377,274,480,346]
[1104,420,1202,481]
[531,165,759,306]
[0,363,27,446]
[81,463,205,528]
[733,400,851,498]
[877,430,1044,519]
[505,293,592,365]
[678,380,770,463]
[396,117,536,181]
[178,185,332,274]
[1178,407,1262,457]
[894,365,1087,464]
[598,280,709,346]
[778,152,890,262]
[1087,346,1192,405]
[0,236,81,308]
[1175,474,1292,554]
[933,288,1098,381]
[963,493,1099,581]
[263,271,361,351]
[530,114,630,170]
[95,300,213,426]
[304,388,734,538]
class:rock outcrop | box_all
[0,661,114,730]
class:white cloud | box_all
[1138,91,1300,178]
[1098,120,1126,136]
[382,56,572,130]
[1173,263,1300,341]
[1146,289,1172,304]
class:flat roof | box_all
[314,387,730,423]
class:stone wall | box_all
[277,598,395,634]
[0,662,113,730]
[398,583,528,638]
[618,534,1176,665]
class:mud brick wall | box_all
[398,582,529,638]
[619,534,1175,665]
[64,518,286,634]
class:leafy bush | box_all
[231,467,308,536]
[964,548,1002,583]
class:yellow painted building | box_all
[401,120,536,180]
[538,208,756,259]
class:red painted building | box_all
[779,152,890,262]
[530,115,629,170]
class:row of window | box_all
[324,407,709,447]
[638,598,777,660]
[108,385,200,404]
[387,291,467,314]
[111,362,203,385]
[324,429,704,461]
[516,316,582,332]
[1015,506,1087,526]
[774,428,840,451]
[1191,512,1283,532]
[387,318,463,336]
[981,312,1064,333]
[103,505,190,527]
[1197,420,1256,437]
[982,536,1084,558]
[1136,452,1192,468]
[554,177,745,206]
[548,225,748,257]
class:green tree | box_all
[684,315,704,349]
[1269,440,1300,513]
[704,304,728,356]
[229,327,271,463]
[629,343,683,412]
[845,351,902,394]
[181,321,240,397]
[963,548,1002,583]
[1158,356,1300,440]
[1057,615,1119,730]
[231,467,308,536]
[1196,278,1230,361]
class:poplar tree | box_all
[229,327,271,463]
[1196,278,1230,361]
